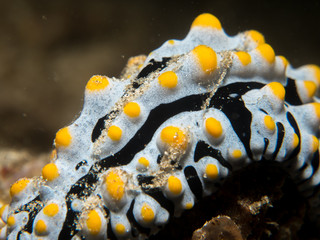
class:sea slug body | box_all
[1,13,320,239]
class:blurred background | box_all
[0,0,319,200]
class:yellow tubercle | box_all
[138,157,149,168]
[0,204,8,218]
[160,126,187,149]
[232,149,242,159]
[7,216,15,227]
[256,44,275,64]
[267,82,285,101]
[191,13,222,30]
[278,56,289,68]
[167,176,182,195]
[123,102,141,118]
[55,127,72,148]
[293,133,299,148]
[311,136,319,153]
[86,75,109,91]
[235,51,251,66]
[307,64,320,84]
[168,40,175,45]
[247,30,265,46]
[205,164,219,179]
[205,117,223,138]
[264,115,276,131]
[105,170,125,201]
[86,210,102,236]
[42,163,59,181]
[192,45,217,75]
[185,202,194,210]
[115,223,126,235]
[10,178,30,197]
[304,80,317,98]
[312,102,320,118]
[141,203,155,223]
[107,125,122,141]
[43,203,59,217]
[158,71,178,88]
[35,219,47,235]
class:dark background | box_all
[0,0,319,152]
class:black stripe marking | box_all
[270,122,285,161]
[261,138,269,160]
[194,140,232,170]
[285,78,303,105]
[184,166,203,200]
[137,57,171,79]
[285,112,301,160]
[75,160,88,170]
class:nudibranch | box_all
[1,13,320,239]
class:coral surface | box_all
[0,13,319,239]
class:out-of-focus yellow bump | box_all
[141,203,155,223]
[55,127,72,148]
[160,126,187,149]
[108,125,122,141]
[7,216,15,227]
[278,56,289,68]
[232,149,242,159]
[205,164,219,179]
[312,102,320,118]
[158,71,178,88]
[86,210,102,236]
[168,40,175,45]
[267,82,285,101]
[138,157,149,168]
[115,223,126,235]
[185,202,194,210]
[86,75,109,91]
[0,204,8,218]
[247,30,265,45]
[264,115,276,131]
[256,44,275,64]
[192,45,217,74]
[42,163,59,181]
[191,13,222,30]
[105,171,125,201]
[10,178,30,197]
[307,64,320,84]
[304,80,317,98]
[43,203,59,217]
[293,133,299,148]
[124,102,141,118]
[235,51,251,66]
[167,176,182,195]
[35,220,47,234]
[205,117,223,138]
[311,136,319,153]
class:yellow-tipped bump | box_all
[7,216,15,227]
[311,136,319,153]
[312,102,320,118]
[185,202,194,210]
[256,44,275,64]
[231,149,242,159]
[43,203,59,217]
[10,178,30,197]
[124,102,141,118]
[235,51,251,66]
[108,125,122,141]
[55,127,72,148]
[167,176,182,195]
[141,203,155,223]
[86,75,109,91]
[42,163,59,181]
[293,133,299,148]
[264,115,276,132]
[205,164,219,180]
[205,117,223,138]
[247,30,265,46]
[105,170,125,201]
[191,13,222,30]
[115,223,126,235]
[86,210,102,236]
[307,64,320,84]
[160,126,187,149]
[267,82,285,101]
[158,71,178,88]
[278,56,289,68]
[138,157,149,168]
[192,45,217,75]
[304,80,317,98]
[35,220,47,235]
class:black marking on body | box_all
[270,122,285,161]
[285,78,303,105]
[262,138,269,159]
[137,57,171,79]
[126,200,151,236]
[92,110,119,142]
[194,140,232,170]
[311,150,320,176]
[285,112,301,160]
[75,160,88,170]
[57,82,265,238]
[184,165,203,200]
